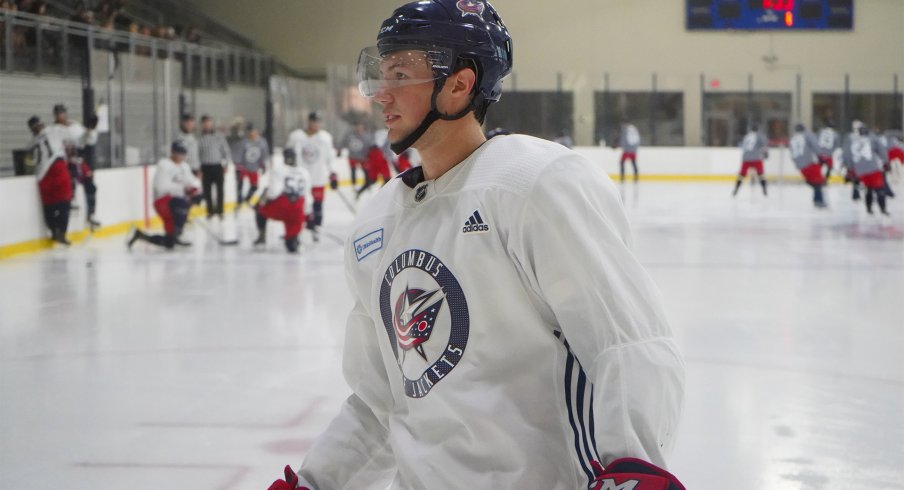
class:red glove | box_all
[186,186,199,197]
[329,172,339,190]
[268,465,311,490]
[590,458,685,490]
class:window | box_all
[812,93,903,132]
[595,92,684,146]
[483,91,573,141]
[702,92,791,146]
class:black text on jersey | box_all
[462,210,490,234]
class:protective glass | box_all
[356,45,455,97]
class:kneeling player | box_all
[128,142,201,249]
[790,124,827,208]
[254,149,311,253]
[27,116,73,245]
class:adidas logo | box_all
[462,210,490,234]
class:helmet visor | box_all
[356,45,455,97]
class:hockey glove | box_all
[329,172,339,190]
[86,114,99,130]
[267,465,310,490]
[590,458,685,490]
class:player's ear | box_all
[449,67,477,98]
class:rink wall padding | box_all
[1,147,811,259]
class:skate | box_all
[126,227,143,250]
[174,238,192,247]
[87,216,101,232]
[253,234,266,246]
[53,229,71,246]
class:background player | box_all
[235,123,270,213]
[286,111,338,242]
[176,113,201,176]
[848,125,890,215]
[49,103,100,229]
[617,119,640,182]
[26,115,72,245]
[733,123,768,197]
[816,120,838,181]
[127,141,200,249]
[198,114,232,219]
[337,120,373,187]
[253,148,310,253]
[790,123,827,208]
[268,1,685,489]
[355,144,392,199]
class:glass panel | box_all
[483,91,574,141]
[594,91,685,146]
[702,92,791,146]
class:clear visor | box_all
[356,45,454,97]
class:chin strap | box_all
[389,78,483,154]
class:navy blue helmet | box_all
[360,0,513,152]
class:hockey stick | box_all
[193,218,239,246]
[333,188,357,214]
[320,229,345,246]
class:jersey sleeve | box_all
[296,252,397,489]
[509,155,685,469]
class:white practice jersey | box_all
[152,158,200,200]
[264,163,311,202]
[49,122,95,154]
[297,135,685,490]
[27,128,67,180]
[286,129,335,187]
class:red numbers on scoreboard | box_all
[763,0,794,11]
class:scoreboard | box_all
[687,0,854,30]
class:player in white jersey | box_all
[127,141,201,249]
[26,116,73,245]
[286,111,338,241]
[268,2,686,489]
[50,103,101,229]
[253,148,311,253]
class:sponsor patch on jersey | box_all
[456,0,485,18]
[379,250,470,398]
[354,228,383,262]
[462,209,489,235]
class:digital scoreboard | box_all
[687,0,854,30]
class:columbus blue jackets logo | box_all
[456,0,485,18]
[301,143,320,164]
[380,250,469,398]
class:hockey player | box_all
[175,113,201,174]
[888,134,904,167]
[841,120,864,201]
[618,119,640,182]
[733,123,768,197]
[816,121,838,181]
[356,144,393,199]
[127,141,201,249]
[848,125,890,215]
[50,103,100,229]
[554,128,574,149]
[268,1,686,489]
[286,111,338,241]
[337,120,374,186]
[26,116,72,245]
[235,123,270,212]
[198,115,232,219]
[253,148,311,253]
[790,124,827,208]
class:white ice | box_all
[1,179,903,490]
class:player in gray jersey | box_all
[235,123,270,211]
[848,125,890,215]
[815,121,838,181]
[841,120,863,201]
[733,123,768,197]
[338,121,375,186]
[789,124,827,208]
